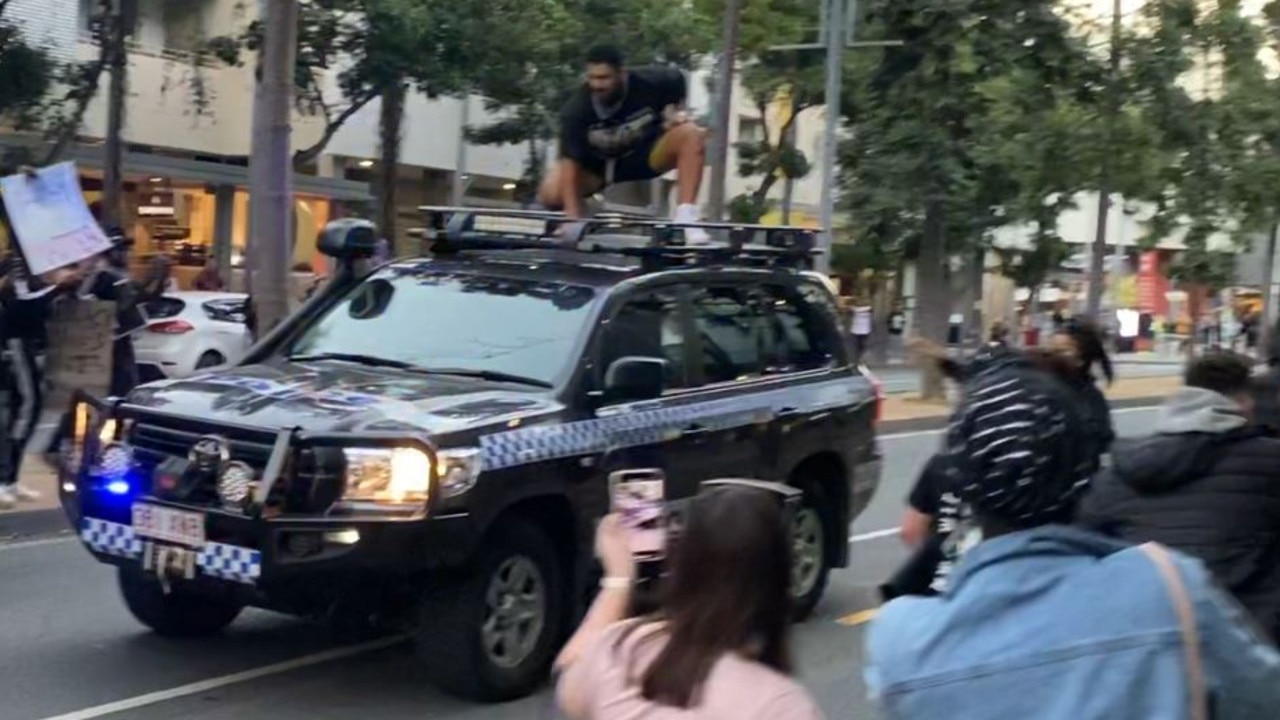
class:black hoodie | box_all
[1078,387,1280,641]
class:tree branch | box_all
[42,42,110,165]
[292,88,379,166]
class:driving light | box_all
[437,448,482,498]
[341,447,432,505]
[217,460,256,509]
[99,418,118,443]
[97,443,134,479]
[106,480,130,495]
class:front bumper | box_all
[60,392,471,594]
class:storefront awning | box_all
[0,137,372,201]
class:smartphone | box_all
[608,468,667,560]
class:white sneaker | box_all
[0,486,15,510]
[672,204,711,243]
[13,484,41,502]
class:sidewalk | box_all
[881,373,1179,423]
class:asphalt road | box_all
[0,407,1163,720]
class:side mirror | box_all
[318,218,378,260]
[604,356,666,403]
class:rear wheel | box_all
[196,351,226,370]
[415,520,564,702]
[118,567,243,637]
[789,483,831,621]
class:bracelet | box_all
[600,576,632,590]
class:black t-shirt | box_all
[559,66,687,165]
[908,453,947,516]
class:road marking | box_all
[0,535,75,553]
[879,405,1155,441]
[837,608,879,626]
[34,635,408,720]
[848,527,897,544]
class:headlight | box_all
[437,448,482,498]
[99,419,118,444]
[217,461,256,509]
[342,447,433,505]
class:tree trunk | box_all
[376,80,406,252]
[1259,222,1278,361]
[917,194,950,401]
[869,273,890,367]
[101,0,128,225]
[247,0,298,332]
[965,247,985,346]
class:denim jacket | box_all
[866,526,1280,719]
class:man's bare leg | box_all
[650,123,708,240]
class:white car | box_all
[134,291,252,382]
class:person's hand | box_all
[595,514,636,581]
[50,267,84,288]
[662,104,689,130]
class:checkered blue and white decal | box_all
[80,517,262,585]
[479,377,867,471]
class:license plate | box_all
[132,504,206,547]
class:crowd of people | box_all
[549,318,1280,719]
[0,212,166,509]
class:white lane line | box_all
[0,535,75,553]
[879,405,1156,441]
[848,527,898,544]
[35,635,408,720]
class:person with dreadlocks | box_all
[866,353,1280,720]
[1048,318,1115,468]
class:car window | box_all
[203,299,247,324]
[598,289,689,389]
[691,286,769,385]
[761,284,837,373]
[287,268,600,386]
[143,297,185,320]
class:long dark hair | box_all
[1059,319,1114,385]
[620,486,793,708]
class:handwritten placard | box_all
[46,298,115,406]
[0,162,113,275]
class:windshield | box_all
[287,267,600,386]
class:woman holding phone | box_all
[555,486,823,719]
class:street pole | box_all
[1085,0,1122,320]
[452,93,470,205]
[816,0,846,274]
[247,0,298,332]
[101,0,128,226]
[705,0,743,220]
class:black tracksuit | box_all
[0,277,56,487]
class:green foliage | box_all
[0,0,57,130]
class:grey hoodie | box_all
[1151,386,1248,436]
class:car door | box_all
[590,283,708,505]
[678,281,771,484]
[759,279,872,482]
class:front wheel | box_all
[415,520,564,702]
[118,567,243,637]
[789,484,832,621]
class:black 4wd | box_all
[58,208,882,702]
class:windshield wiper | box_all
[418,368,553,388]
[287,352,416,370]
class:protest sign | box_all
[0,162,112,275]
[45,298,115,408]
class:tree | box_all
[719,0,825,222]
[842,0,1101,399]
[0,0,57,131]
[464,0,716,200]
[247,0,299,333]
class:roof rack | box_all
[410,206,822,272]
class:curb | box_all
[0,396,1167,544]
[878,394,1164,435]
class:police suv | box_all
[58,208,883,702]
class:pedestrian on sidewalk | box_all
[850,300,873,365]
[866,358,1280,720]
[1078,353,1280,642]
[556,486,823,719]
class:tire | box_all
[195,351,226,370]
[118,567,243,637]
[415,520,564,702]
[789,483,832,622]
